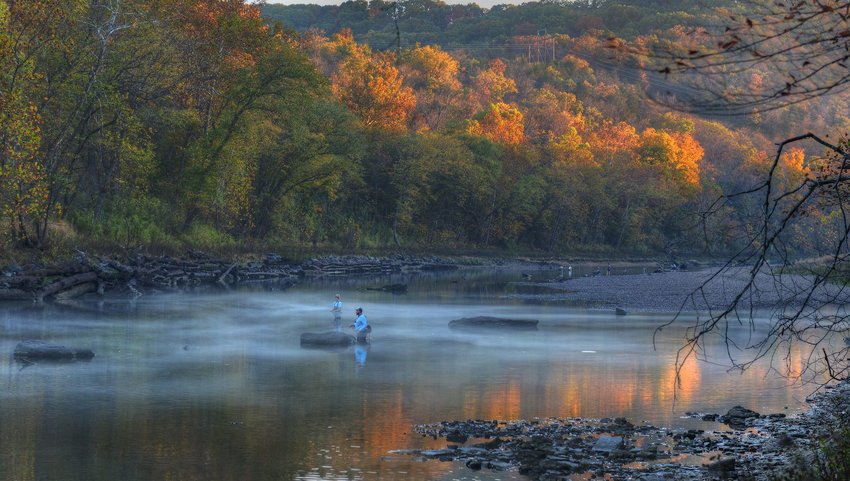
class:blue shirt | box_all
[354,314,368,332]
[332,300,342,311]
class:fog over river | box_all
[0,267,822,481]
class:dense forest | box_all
[1,0,845,258]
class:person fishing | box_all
[331,294,343,331]
[331,294,343,318]
[351,307,371,343]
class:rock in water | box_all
[615,308,627,316]
[449,316,539,330]
[300,331,356,347]
[13,340,95,362]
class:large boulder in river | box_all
[300,331,356,348]
[449,316,539,330]
[13,340,95,362]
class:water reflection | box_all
[355,344,368,367]
[0,267,830,481]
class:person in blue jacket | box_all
[332,294,343,317]
[331,294,343,331]
[351,307,371,342]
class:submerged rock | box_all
[13,340,95,362]
[299,331,356,347]
[449,316,539,330]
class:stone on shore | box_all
[593,436,624,453]
[449,316,539,330]
[300,331,356,347]
[722,405,761,429]
[13,340,95,362]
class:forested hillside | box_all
[1,0,844,258]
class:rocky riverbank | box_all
[0,252,456,302]
[394,381,850,480]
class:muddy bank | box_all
[396,381,850,480]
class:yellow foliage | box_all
[637,128,703,186]
[406,45,461,91]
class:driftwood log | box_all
[13,340,95,362]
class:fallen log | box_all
[218,263,237,285]
[14,340,95,362]
[37,271,98,301]
[54,282,98,301]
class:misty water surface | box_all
[0,267,826,481]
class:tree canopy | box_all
[1,0,847,266]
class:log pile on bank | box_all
[301,255,457,276]
[0,251,303,301]
[0,253,458,302]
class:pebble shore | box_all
[394,381,850,480]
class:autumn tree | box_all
[469,59,518,111]
[403,44,462,131]
[331,31,416,131]
[467,102,525,146]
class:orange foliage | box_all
[471,59,518,107]
[589,121,640,154]
[334,51,417,131]
[467,102,525,146]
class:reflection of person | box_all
[351,307,371,343]
[354,344,367,367]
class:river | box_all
[0,266,821,481]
